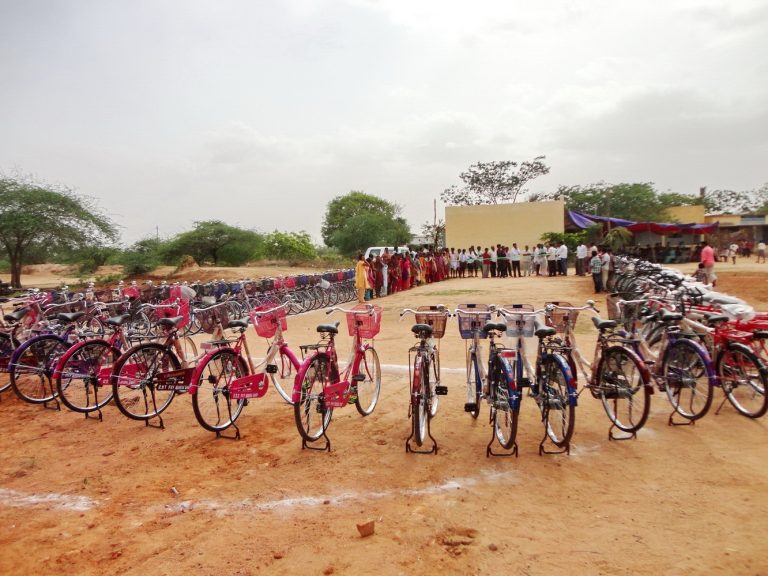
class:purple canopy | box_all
[567,211,719,235]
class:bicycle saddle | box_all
[157,316,185,328]
[57,311,86,323]
[703,313,730,325]
[591,316,617,330]
[317,322,340,334]
[105,314,131,327]
[659,310,683,323]
[753,330,768,340]
[227,319,249,330]
[4,306,28,323]
[411,323,433,337]
[533,318,556,338]
[483,322,506,334]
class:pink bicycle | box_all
[292,304,382,451]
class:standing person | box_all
[373,255,384,297]
[605,248,616,291]
[757,240,766,263]
[521,245,532,276]
[600,247,610,292]
[458,248,467,278]
[489,245,497,277]
[467,246,477,277]
[400,252,411,291]
[412,253,422,286]
[729,242,739,265]
[380,248,390,297]
[509,243,521,277]
[700,240,716,284]
[589,250,603,293]
[450,248,459,278]
[355,253,367,303]
[547,243,557,277]
[481,247,491,278]
[557,241,568,275]
[365,257,375,300]
[576,241,587,276]
[535,244,547,276]
[497,245,507,277]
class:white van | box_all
[364,246,410,260]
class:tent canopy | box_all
[567,210,719,235]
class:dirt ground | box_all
[1,258,767,575]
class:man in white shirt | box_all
[509,243,521,277]
[546,243,557,276]
[557,241,568,275]
[576,242,587,276]
[489,246,497,277]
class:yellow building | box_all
[666,205,706,224]
[445,200,565,249]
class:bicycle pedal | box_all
[464,402,478,413]
[435,386,448,396]
[351,374,366,382]
[519,378,532,388]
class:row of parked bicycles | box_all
[401,256,767,456]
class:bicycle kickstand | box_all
[486,434,517,458]
[608,422,636,441]
[405,417,438,455]
[84,407,103,422]
[538,430,569,456]
[302,430,331,452]
[144,413,165,429]
[713,394,730,416]
[667,411,695,426]
[43,397,61,411]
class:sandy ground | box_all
[1,258,767,575]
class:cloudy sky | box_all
[1,0,766,245]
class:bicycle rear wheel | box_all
[10,335,69,404]
[538,355,575,447]
[490,357,518,449]
[294,355,333,441]
[112,343,179,420]
[0,332,18,394]
[466,351,481,419]
[429,349,440,417]
[411,355,429,446]
[717,343,767,418]
[596,346,651,433]
[663,339,713,421]
[354,347,381,416]
[192,348,246,432]
[56,340,117,413]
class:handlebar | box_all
[399,305,448,317]
[546,300,600,314]
[326,304,376,316]
[251,299,293,317]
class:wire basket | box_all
[346,304,382,339]
[501,304,535,338]
[456,304,491,339]
[195,304,229,334]
[545,301,578,333]
[250,305,287,338]
[414,306,449,339]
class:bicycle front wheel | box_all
[354,347,381,416]
[538,355,575,447]
[663,339,713,421]
[718,343,767,419]
[294,355,333,441]
[56,340,117,413]
[429,349,440,417]
[268,349,299,404]
[597,346,651,433]
[490,357,518,449]
[412,354,429,446]
[0,332,19,394]
[10,336,70,404]
[192,348,246,432]
[112,343,179,420]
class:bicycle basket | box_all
[545,301,577,333]
[606,293,640,324]
[159,297,189,328]
[94,289,114,303]
[456,304,491,339]
[250,305,287,338]
[196,305,229,334]
[501,304,534,337]
[414,306,449,339]
[346,304,382,338]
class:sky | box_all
[1,0,767,245]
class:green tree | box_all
[704,185,768,214]
[544,182,672,222]
[0,176,118,288]
[258,231,317,261]
[330,212,411,256]
[421,219,446,250]
[120,237,166,276]
[322,191,400,247]
[441,157,550,206]
[165,221,262,266]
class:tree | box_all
[257,231,317,261]
[541,182,675,222]
[322,192,410,254]
[703,185,768,215]
[120,238,165,276]
[604,227,634,252]
[0,176,118,288]
[421,219,446,250]
[165,221,262,266]
[441,157,550,206]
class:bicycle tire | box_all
[179,335,198,364]
[429,348,440,417]
[717,343,768,419]
[596,345,651,433]
[538,355,575,447]
[663,338,714,420]
[112,342,179,420]
[10,335,70,404]
[129,311,151,338]
[293,354,333,441]
[55,340,117,413]
[467,350,481,419]
[490,356,518,449]
[192,348,246,432]
[412,354,428,446]
[267,349,299,404]
[0,332,19,394]
[354,347,381,416]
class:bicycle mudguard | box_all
[229,373,269,400]
[541,353,578,406]
[292,351,331,404]
[51,339,113,382]
[497,351,521,409]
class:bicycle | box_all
[540,301,652,441]
[292,304,382,451]
[400,305,449,454]
[186,300,302,438]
